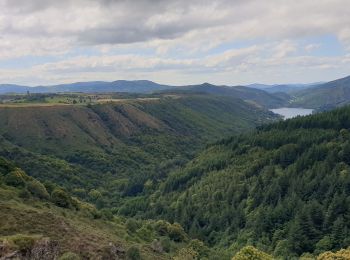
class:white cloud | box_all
[305,44,321,52]
[0,0,350,85]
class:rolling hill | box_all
[0,80,172,94]
[290,75,350,109]
[166,83,290,108]
[247,83,321,94]
[0,81,290,109]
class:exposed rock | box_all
[100,243,126,260]
[30,238,59,260]
[151,240,163,253]
[0,238,59,260]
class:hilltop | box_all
[170,83,289,108]
[0,80,172,94]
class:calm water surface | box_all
[270,107,313,119]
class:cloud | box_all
[1,0,349,47]
[305,44,321,52]
[0,0,350,85]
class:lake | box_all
[270,107,314,119]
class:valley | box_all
[2,1,350,259]
[1,75,350,259]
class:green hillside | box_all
[168,83,290,108]
[290,75,350,109]
[0,93,277,209]
[0,157,223,259]
[1,92,350,259]
[125,106,350,258]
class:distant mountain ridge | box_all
[0,80,173,94]
[246,82,323,93]
[0,80,290,108]
[171,83,290,108]
[2,74,350,110]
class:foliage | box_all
[0,156,215,260]
[51,188,72,208]
[173,247,199,260]
[8,234,36,252]
[5,94,350,259]
[26,180,49,200]
[0,94,277,211]
[4,170,26,187]
[126,219,141,233]
[168,222,187,242]
[126,246,141,260]
[317,247,350,260]
[127,106,350,257]
[232,246,273,260]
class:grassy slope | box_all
[0,94,277,207]
[0,158,214,259]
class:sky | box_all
[0,0,350,86]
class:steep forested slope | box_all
[0,94,277,209]
[126,106,350,258]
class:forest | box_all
[116,106,350,258]
[1,95,350,259]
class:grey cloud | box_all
[0,0,242,44]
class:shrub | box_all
[126,246,141,260]
[232,246,273,260]
[10,235,36,252]
[168,223,187,242]
[100,208,113,220]
[317,247,350,260]
[160,237,172,253]
[154,220,170,236]
[189,239,210,258]
[4,170,25,187]
[88,189,102,201]
[126,219,141,233]
[27,180,49,200]
[18,188,31,199]
[136,226,153,242]
[173,247,198,260]
[51,188,71,208]
[72,188,86,198]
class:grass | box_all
[0,186,174,259]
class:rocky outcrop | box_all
[0,238,59,260]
